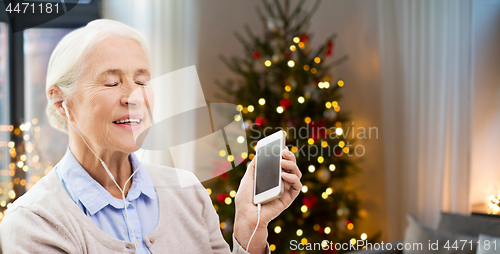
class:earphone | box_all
[62,100,143,253]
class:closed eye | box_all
[105,83,119,87]
[136,82,147,86]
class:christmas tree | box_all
[206,0,374,253]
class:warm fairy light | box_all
[322,192,328,199]
[229,190,236,197]
[318,82,324,89]
[301,238,308,244]
[276,106,284,114]
[350,238,356,245]
[343,147,349,153]
[20,155,26,161]
[314,224,320,231]
[308,165,315,173]
[23,134,29,141]
[323,81,330,88]
[220,222,227,229]
[361,233,367,240]
[258,98,266,105]
[224,197,232,205]
[293,37,300,43]
[8,190,16,199]
[332,101,338,107]
[265,60,272,67]
[227,155,234,162]
[237,136,245,143]
[321,141,328,147]
[236,105,243,111]
[288,60,295,67]
[301,205,308,213]
[317,156,324,163]
[285,85,291,92]
[242,107,248,114]
[335,121,342,127]
[326,188,333,195]
[347,223,354,230]
[329,164,336,171]
[339,141,345,147]
[274,226,282,234]
[219,150,226,157]
[234,114,241,121]
[298,42,305,48]
[270,244,276,251]
[247,105,254,112]
[324,227,331,234]
[7,141,14,148]
[302,186,308,193]
[321,240,329,248]
[334,105,341,112]
[338,80,344,87]
[314,57,321,63]
[22,166,28,172]
[296,229,303,236]
[32,118,38,124]
[206,188,212,195]
[298,96,305,103]
[336,128,343,135]
[325,102,332,108]
[17,161,23,168]
[241,152,248,159]
[303,65,310,71]
[304,117,311,124]
[311,68,317,74]
[290,45,296,51]
[307,138,314,145]
[291,146,298,153]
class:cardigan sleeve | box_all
[0,206,79,254]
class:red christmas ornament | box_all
[326,40,335,57]
[217,193,230,203]
[252,51,261,58]
[280,99,292,110]
[284,51,291,58]
[310,119,327,141]
[255,116,268,127]
[299,33,310,43]
[303,195,318,208]
[221,172,228,180]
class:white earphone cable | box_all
[63,101,145,253]
[245,203,262,253]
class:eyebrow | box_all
[94,68,150,80]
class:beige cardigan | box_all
[0,162,265,253]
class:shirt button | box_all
[150,237,155,243]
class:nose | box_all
[121,82,145,107]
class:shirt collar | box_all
[56,147,156,215]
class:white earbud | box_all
[62,101,70,120]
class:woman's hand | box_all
[233,147,302,253]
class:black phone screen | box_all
[255,139,282,195]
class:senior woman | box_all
[0,20,302,254]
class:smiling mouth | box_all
[113,118,142,125]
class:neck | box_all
[68,131,133,199]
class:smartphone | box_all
[253,130,286,204]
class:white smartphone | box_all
[253,130,286,205]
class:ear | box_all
[47,86,67,119]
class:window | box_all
[0,0,99,220]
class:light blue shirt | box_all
[55,148,158,254]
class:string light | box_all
[338,80,344,87]
[325,102,332,108]
[322,192,328,199]
[234,114,241,121]
[308,165,315,172]
[301,238,308,244]
[347,223,354,230]
[274,226,282,234]
[236,105,243,111]
[317,156,324,163]
[339,141,345,147]
[326,188,333,195]
[324,227,331,234]
[290,45,296,51]
[298,96,305,103]
[343,147,349,153]
[350,238,356,245]
[301,205,308,213]
[227,155,234,162]
[314,57,321,63]
[206,188,212,195]
[298,42,305,48]
[237,136,245,143]
[224,197,232,205]
[301,186,308,193]
[247,105,254,112]
[296,229,303,236]
[361,233,368,240]
[288,60,295,67]
[241,152,248,159]
[303,65,310,71]
[258,98,266,105]
[293,37,300,43]
[219,150,226,157]
[304,117,311,124]
[311,68,317,74]
[336,127,343,135]
[285,85,291,92]
[323,81,330,88]
[270,244,276,251]
[318,82,324,89]
[334,105,340,112]
[276,106,284,114]
[229,190,236,197]
[291,146,298,153]
[307,138,314,145]
[221,222,227,229]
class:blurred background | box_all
[0,0,499,252]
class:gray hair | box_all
[45,19,151,133]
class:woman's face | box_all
[67,36,153,154]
